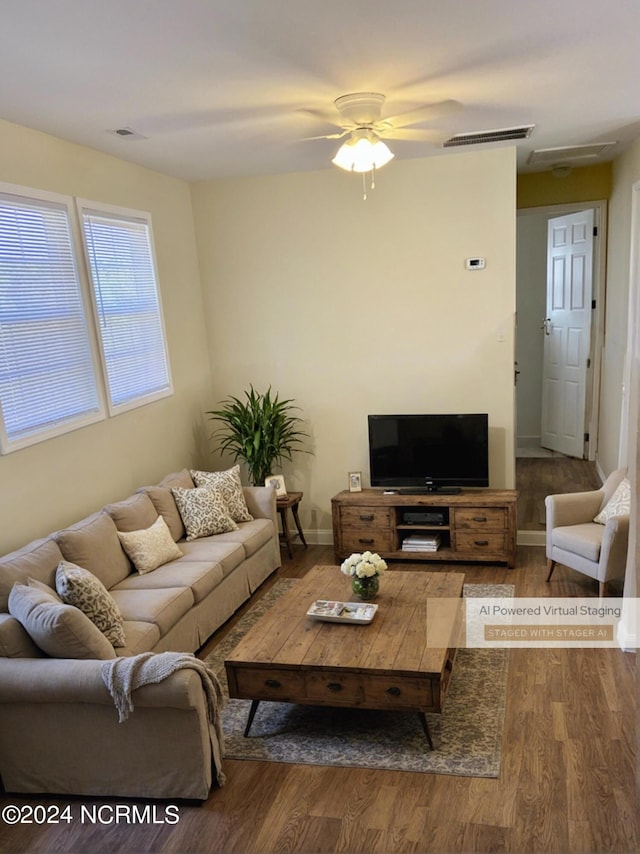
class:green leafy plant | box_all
[207,386,309,485]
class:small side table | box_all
[276,492,307,559]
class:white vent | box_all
[527,142,617,165]
[111,127,147,141]
[443,125,534,147]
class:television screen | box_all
[368,413,489,491]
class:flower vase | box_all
[351,574,379,601]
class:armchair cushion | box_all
[552,523,603,563]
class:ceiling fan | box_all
[303,92,461,196]
[305,92,462,146]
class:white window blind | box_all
[80,205,172,413]
[0,191,102,451]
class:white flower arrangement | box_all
[340,551,388,579]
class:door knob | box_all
[542,317,552,336]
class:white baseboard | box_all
[516,435,542,448]
[517,530,545,547]
[303,528,334,546]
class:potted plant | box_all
[207,386,309,486]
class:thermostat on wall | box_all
[466,257,485,270]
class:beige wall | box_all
[0,120,212,552]
[191,147,517,540]
[600,137,640,476]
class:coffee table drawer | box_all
[231,667,306,702]
[304,672,435,711]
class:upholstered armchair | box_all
[545,468,630,597]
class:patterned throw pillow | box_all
[594,478,631,524]
[171,486,239,541]
[190,466,253,522]
[117,516,183,574]
[55,561,126,647]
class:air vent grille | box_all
[110,127,147,141]
[527,142,617,165]
[443,125,535,148]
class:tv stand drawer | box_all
[453,507,506,530]
[454,532,507,552]
[340,506,392,527]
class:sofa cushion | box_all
[594,478,631,524]
[55,562,126,647]
[137,470,195,542]
[191,466,253,522]
[171,486,238,541]
[209,518,275,558]
[56,512,131,590]
[0,613,44,658]
[115,620,161,657]
[112,560,224,604]
[8,581,116,660]
[0,537,65,612]
[176,540,245,577]
[110,586,194,638]
[105,492,159,533]
[553,523,603,563]
[117,516,183,574]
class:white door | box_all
[540,210,594,457]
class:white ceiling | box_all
[1,0,639,183]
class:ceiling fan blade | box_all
[381,99,462,129]
[378,127,444,142]
[296,107,346,127]
[300,130,350,141]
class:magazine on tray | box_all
[306,599,378,624]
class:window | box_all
[0,185,172,453]
[79,202,172,414]
[0,188,103,451]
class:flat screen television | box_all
[368,413,489,493]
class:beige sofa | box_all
[0,468,281,800]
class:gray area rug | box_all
[205,578,513,777]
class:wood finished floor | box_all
[516,453,601,531]
[2,463,637,853]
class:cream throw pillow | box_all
[594,478,631,524]
[8,580,116,660]
[190,466,253,522]
[117,516,183,574]
[55,561,126,647]
[171,486,239,541]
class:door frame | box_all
[516,199,607,461]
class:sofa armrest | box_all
[0,658,218,799]
[0,657,204,711]
[244,486,277,523]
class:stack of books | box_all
[402,533,441,552]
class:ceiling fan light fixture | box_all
[332,134,394,173]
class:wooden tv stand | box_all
[331,488,518,568]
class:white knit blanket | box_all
[101,651,226,786]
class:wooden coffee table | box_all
[225,565,465,747]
